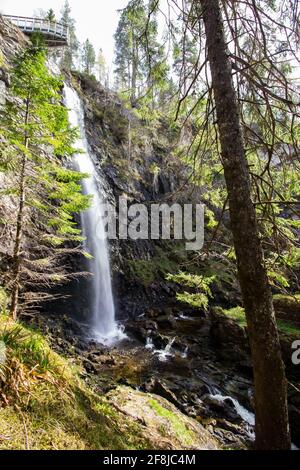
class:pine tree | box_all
[81,39,96,75]
[96,48,109,86]
[114,0,149,102]
[114,0,168,106]
[0,43,89,319]
[45,9,56,22]
[60,0,79,70]
[114,10,132,92]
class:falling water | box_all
[154,337,176,362]
[64,84,124,345]
[145,337,154,350]
[209,393,255,427]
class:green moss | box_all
[148,398,196,446]
[0,315,151,450]
[221,306,300,337]
[222,306,247,327]
[128,243,188,287]
[277,320,300,337]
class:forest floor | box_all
[0,314,219,450]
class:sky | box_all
[0,0,129,71]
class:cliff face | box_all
[0,15,29,88]
[66,72,196,321]
[0,14,192,320]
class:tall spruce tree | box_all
[0,43,89,319]
[81,39,96,75]
[96,48,109,86]
[114,0,167,105]
[60,0,79,70]
[45,9,56,22]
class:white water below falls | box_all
[210,393,255,427]
[145,336,189,362]
[64,84,125,345]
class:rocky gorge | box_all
[25,72,300,448]
[0,13,300,451]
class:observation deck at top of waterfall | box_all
[3,15,69,47]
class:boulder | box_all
[107,385,220,450]
[274,295,300,324]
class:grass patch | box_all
[0,314,151,450]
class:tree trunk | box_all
[131,35,138,104]
[199,0,290,450]
[10,99,30,321]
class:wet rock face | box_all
[28,301,300,448]
[210,309,251,366]
[201,395,242,423]
[62,72,194,321]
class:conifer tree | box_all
[96,48,109,86]
[81,39,96,75]
[60,0,79,70]
[114,0,167,105]
[0,43,89,319]
[45,9,56,22]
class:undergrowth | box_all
[0,314,149,450]
[221,306,300,337]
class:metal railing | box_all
[3,15,69,45]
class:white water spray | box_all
[210,393,255,427]
[154,337,176,362]
[64,84,125,345]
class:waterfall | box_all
[64,84,124,345]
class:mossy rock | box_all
[127,243,188,287]
[107,386,219,450]
[0,317,152,449]
[273,294,300,324]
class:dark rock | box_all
[274,296,300,324]
[143,378,183,410]
[210,308,250,363]
[289,404,300,447]
[202,394,242,423]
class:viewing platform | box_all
[3,15,69,47]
